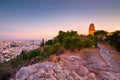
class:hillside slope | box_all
[15,44,120,80]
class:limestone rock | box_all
[15,67,29,80]
[60,56,65,62]
[15,55,120,80]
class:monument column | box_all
[89,23,95,35]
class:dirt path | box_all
[60,48,107,65]
[98,43,120,72]
[100,43,120,61]
[59,43,120,73]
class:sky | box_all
[0,0,120,40]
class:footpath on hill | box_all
[98,43,120,72]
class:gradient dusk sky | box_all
[0,0,120,40]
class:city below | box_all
[0,40,41,63]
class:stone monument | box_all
[89,23,95,35]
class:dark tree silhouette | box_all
[40,38,44,47]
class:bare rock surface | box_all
[15,55,120,80]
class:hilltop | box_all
[0,30,120,80]
[15,29,120,80]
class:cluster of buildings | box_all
[0,40,41,63]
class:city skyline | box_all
[0,0,120,40]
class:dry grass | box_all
[111,54,120,61]
[59,48,106,64]
[50,43,120,64]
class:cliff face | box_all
[15,54,120,80]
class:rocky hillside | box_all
[15,44,120,80]
[15,57,120,80]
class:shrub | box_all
[63,36,83,51]
[45,39,53,45]
[106,30,120,52]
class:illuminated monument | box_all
[89,23,95,35]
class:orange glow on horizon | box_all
[0,32,56,39]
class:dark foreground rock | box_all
[15,55,120,80]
